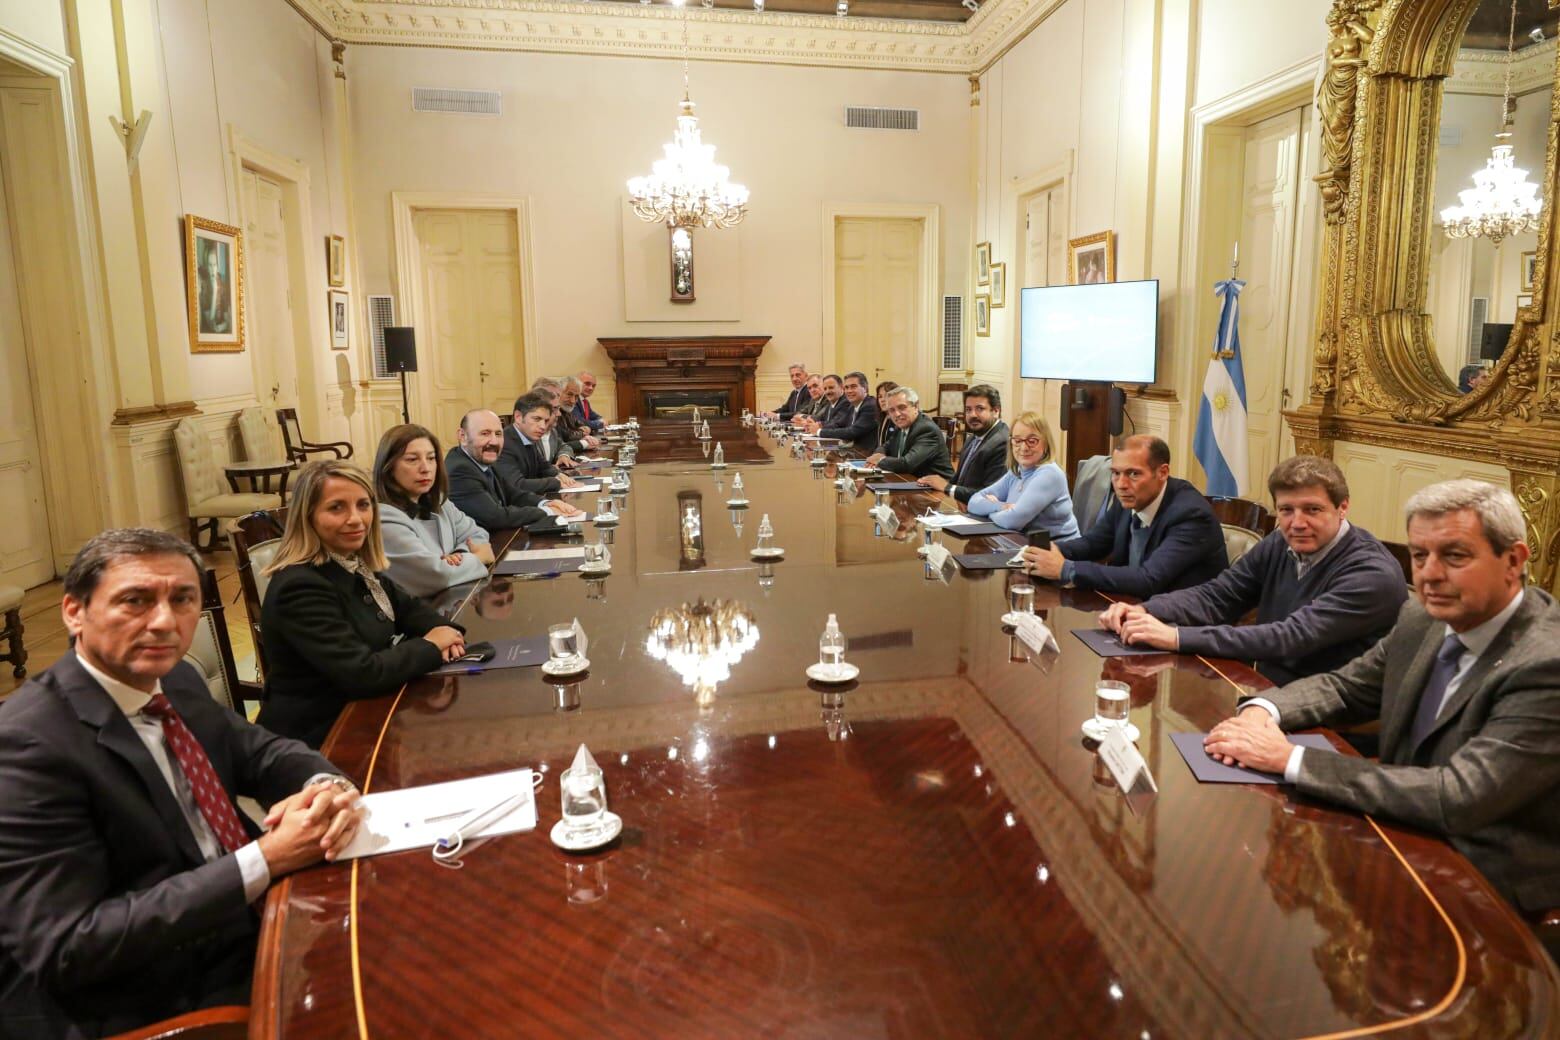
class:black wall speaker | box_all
[384,327,418,373]
[1106,386,1127,436]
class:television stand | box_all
[1058,381,1125,486]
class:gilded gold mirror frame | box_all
[1288,0,1560,588]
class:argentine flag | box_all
[1192,278,1249,497]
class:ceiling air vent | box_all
[845,106,919,131]
[412,87,502,116]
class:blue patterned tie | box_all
[1127,515,1149,568]
[1407,634,1466,753]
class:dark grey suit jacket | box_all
[876,414,954,480]
[1254,589,1560,913]
[0,655,334,1037]
[494,426,560,496]
[445,446,549,532]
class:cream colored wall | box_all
[346,46,972,420]
[1193,0,1332,109]
[0,1,67,56]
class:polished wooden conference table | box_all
[253,419,1560,1039]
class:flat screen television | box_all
[1019,279,1159,383]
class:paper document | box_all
[506,546,586,561]
[916,513,967,529]
[338,768,538,860]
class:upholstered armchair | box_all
[173,418,281,550]
[236,407,283,462]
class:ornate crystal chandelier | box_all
[646,598,759,704]
[626,9,749,230]
[1441,0,1542,244]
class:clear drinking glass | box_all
[598,494,612,518]
[582,543,604,567]
[548,623,580,666]
[1093,680,1131,731]
[560,761,606,833]
[921,523,939,551]
[1008,583,1035,616]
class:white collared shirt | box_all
[76,652,271,902]
[1256,586,1526,782]
[1132,485,1167,530]
[460,444,491,473]
[1288,519,1351,579]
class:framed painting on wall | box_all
[327,235,346,287]
[974,293,991,337]
[1522,250,1537,291]
[989,262,1006,308]
[328,290,350,350]
[184,215,245,353]
[975,242,991,287]
[1068,231,1116,285]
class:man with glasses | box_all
[1021,434,1226,596]
[916,385,1008,505]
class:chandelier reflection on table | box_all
[626,8,749,230]
[646,598,760,705]
[1440,0,1542,244]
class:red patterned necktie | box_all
[582,398,592,420]
[141,694,249,854]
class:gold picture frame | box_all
[975,241,992,286]
[989,261,1007,308]
[974,293,991,337]
[184,214,245,353]
[1068,230,1116,285]
[327,234,346,288]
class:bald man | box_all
[446,409,582,531]
[573,371,606,431]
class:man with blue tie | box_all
[915,385,1008,504]
[807,371,879,449]
[1020,434,1226,596]
[1205,479,1560,926]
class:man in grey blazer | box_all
[0,530,364,1037]
[1205,479,1560,919]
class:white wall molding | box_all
[289,0,1082,74]
[1447,40,1556,97]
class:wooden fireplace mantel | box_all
[598,335,770,419]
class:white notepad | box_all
[337,768,538,860]
[506,546,586,561]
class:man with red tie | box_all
[573,369,607,432]
[0,529,364,1038]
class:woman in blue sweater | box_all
[964,411,1080,538]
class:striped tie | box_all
[140,695,248,854]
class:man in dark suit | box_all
[766,364,810,420]
[808,371,878,449]
[556,377,600,453]
[794,374,827,421]
[916,384,1008,504]
[0,530,363,1038]
[573,370,606,432]
[800,374,850,431]
[448,409,580,530]
[1205,480,1560,921]
[867,386,954,480]
[1021,435,1226,597]
[496,391,584,499]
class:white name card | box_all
[869,505,899,534]
[1098,726,1157,795]
[924,543,952,570]
[1012,614,1059,653]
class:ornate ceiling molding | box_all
[1445,39,1557,96]
[287,0,1066,73]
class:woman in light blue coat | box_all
[373,424,494,596]
[965,410,1080,539]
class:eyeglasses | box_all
[1012,436,1044,448]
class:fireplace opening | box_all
[646,390,730,419]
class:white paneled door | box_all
[0,150,54,588]
[834,217,922,390]
[240,169,297,410]
[412,209,526,438]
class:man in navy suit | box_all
[798,374,849,430]
[572,370,606,432]
[0,530,363,1037]
[766,363,811,420]
[916,384,1009,504]
[808,371,879,449]
[1021,435,1227,597]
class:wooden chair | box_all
[1207,496,1275,535]
[1380,539,1414,587]
[1220,524,1263,566]
[106,1005,248,1040]
[173,419,282,551]
[232,508,288,683]
[181,567,257,711]
[0,582,25,679]
[276,408,352,465]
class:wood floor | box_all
[0,551,258,701]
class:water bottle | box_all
[819,614,846,669]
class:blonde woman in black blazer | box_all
[256,460,466,748]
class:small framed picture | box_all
[975,293,991,337]
[327,234,346,287]
[328,289,349,350]
[184,215,245,353]
[989,262,1007,308]
[975,242,992,287]
[1517,293,1534,310]
[1068,230,1116,285]
[1521,250,1537,291]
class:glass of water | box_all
[598,494,612,518]
[560,759,607,835]
[1093,680,1131,732]
[548,623,580,667]
[1008,583,1035,616]
[921,523,939,551]
[583,543,605,567]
